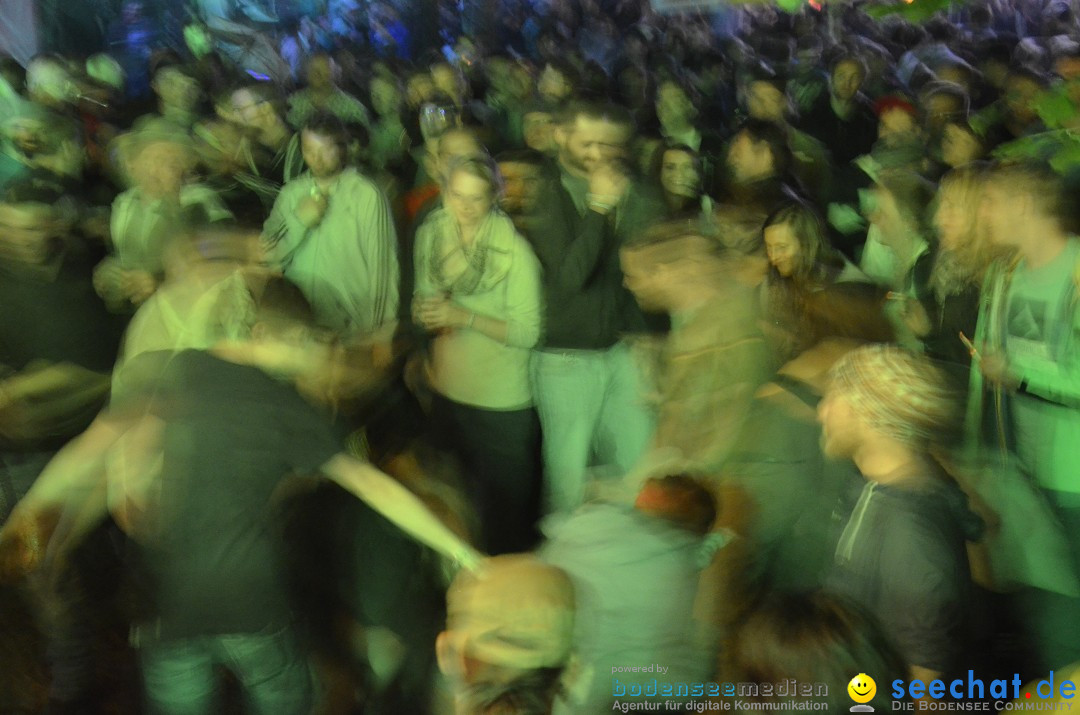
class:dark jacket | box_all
[523,164,666,350]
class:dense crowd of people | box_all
[2,0,1080,712]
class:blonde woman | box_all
[413,155,543,553]
[910,165,1012,372]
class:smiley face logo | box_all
[848,674,877,705]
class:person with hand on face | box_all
[263,112,400,341]
[413,155,543,554]
[525,100,666,516]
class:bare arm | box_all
[319,453,483,570]
[0,414,130,577]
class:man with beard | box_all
[263,113,399,340]
[525,100,665,515]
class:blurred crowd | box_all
[3,0,1080,712]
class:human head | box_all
[621,223,728,313]
[633,474,717,535]
[0,183,65,266]
[725,591,907,712]
[940,120,984,169]
[763,202,831,281]
[25,55,75,109]
[818,345,961,460]
[727,120,789,184]
[419,95,460,143]
[933,164,987,254]
[369,75,403,118]
[655,144,701,204]
[86,53,125,95]
[241,274,344,396]
[655,78,698,130]
[436,126,485,184]
[978,42,1013,90]
[745,76,789,123]
[554,101,634,178]
[304,54,335,91]
[301,113,350,179]
[980,161,1071,247]
[27,112,85,179]
[930,165,1011,297]
[152,64,200,114]
[444,155,501,230]
[228,82,285,133]
[405,70,436,109]
[125,127,195,198]
[437,555,574,714]
[873,96,920,142]
[1004,67,1048,127]
[920,81,968,134]
[496,149,545,218]
[430,61,465,105]
[830,55,867,103]
[522,103,557,156]
[538,59,578,105]
[935,61,975,94]
[617,65,651,109]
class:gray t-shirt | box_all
[1006,239,1080,483]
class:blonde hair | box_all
[930,165,1014,298]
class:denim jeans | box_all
[139,626,312,715]
[530,342,655,514]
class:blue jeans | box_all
[139,626,312,715]
[530,342,655,514]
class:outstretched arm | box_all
[319,453,483,571]
[0,414,129,578]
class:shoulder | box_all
[279,173,312,197]
[338,168,384,198]
[112,188,138,210]
[501,217,541,268]
[415,207,447,243]
[874,485,968,563]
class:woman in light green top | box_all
[412,155,544,553]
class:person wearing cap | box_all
[818,345,982,684]
[437,555,575,715]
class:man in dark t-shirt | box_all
[2,277,480,714]
[128,348,341,714]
